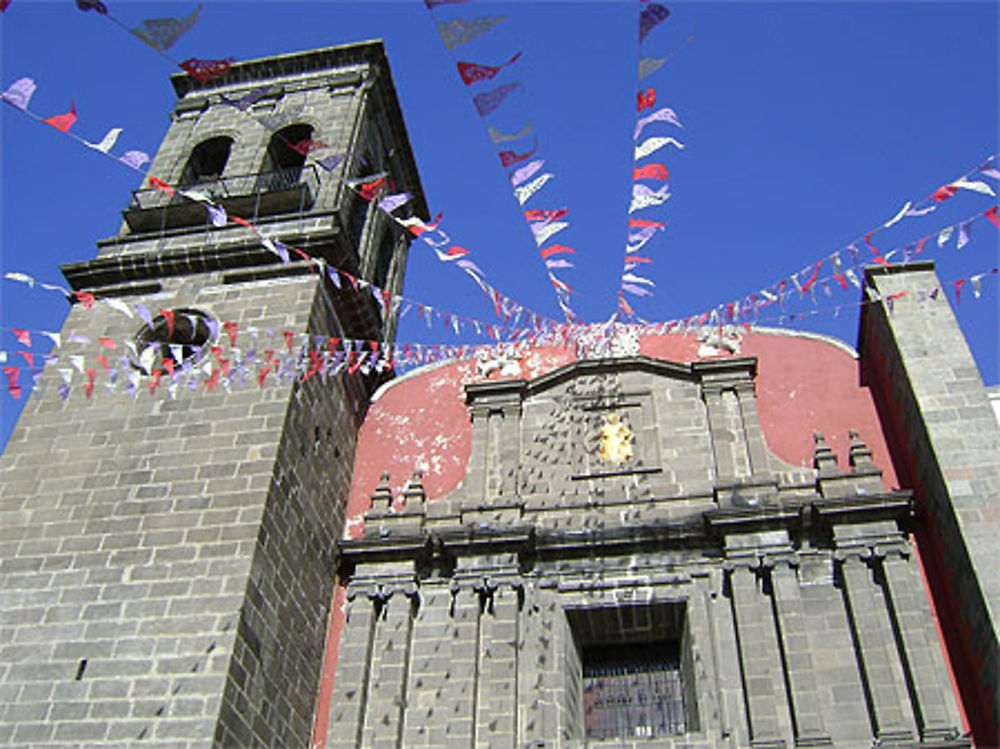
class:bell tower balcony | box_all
[121,164,321,234]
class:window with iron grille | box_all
[567,602,693,741]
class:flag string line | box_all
[615,0,687,322]
[80,0,558,325]
[421,1,578,322]
[4,6,997,329]
[7,1,557,325]
[4,195,998,352]
[2,265,996,403]
[0,81,557,329]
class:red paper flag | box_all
[98,337,116,349]
[359,177,387,201]
[985,206,1000,229]
[539,245,575,259]
[633,163,669,181]
[289,139,327,155]
[149,176,175,195]
[96,354,109,372]
[618,292,635,317]
[180,57,234,84]
[74,291,96,309]
[629,218,665,229]
[43,101,77,133]
[284,331,295,352]
[864,232,889,266]
[799,261,822,292]
[1,1,13,13]
[159,309,175,337]
[11,329,31,347]
[931,184,959,202]
[499,142,536,168]
[223,321,239,347]
[17,351,34,367]
[257,365,271,387]
[205,368,220,391]
[83,368,97,399]
[457,53,522,85]
[637,88,656,111]
[524,209,569,223]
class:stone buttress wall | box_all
[0,271,355,748]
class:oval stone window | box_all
[134,308,215,373]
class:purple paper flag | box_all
[639,3,670,42]
[119,150,151,169]
[315,153,347,172]
[628,226,661,244]
[957,219,973,249]
[131,4,202,52]
[634,106,683,140]
[221,86,276,110]
[327,267,341,289]
[473,82,522,117]
[622,283,653,297]
[979,163,1000,180]
[206,204,227,227]
[134,304,153,327]
[377,192,413,213]
[509,159,544,187]
[545,259,574,269]
[1,78,36,111]
[425,0,467,7]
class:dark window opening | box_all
[179,136,233,188]
[260,124,312,191]
[582,640,686,739]
[134,308,214,373]
[567,602,693,741]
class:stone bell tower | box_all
[0,42,426,747]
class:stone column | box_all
[475,584,519,749]
[769,563,833,746]
[401,585,452,747]
[881,552,966,743]
[839,555,915,743]
[326,591,380,749]
[703,388,739,481]
[436,586,480,745]
[734,381,770,476]
[706,570,750,746]
[360,587,417,749]
[728,564,788,748]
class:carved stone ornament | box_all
[696,326,743,357]
[598,413,634,464]
[575,324,640,360]
[474,344,523,379]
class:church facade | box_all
[1,43,997,749]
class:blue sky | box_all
[1,0,998,447]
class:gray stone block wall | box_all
[860,262,1000,744]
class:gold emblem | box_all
[598,413,634,464]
